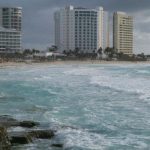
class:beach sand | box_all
[0,60,150,68]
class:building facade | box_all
[54,6,109,53]
[113,12,133,55]
[0,27,21,52]
[0,7,22,52]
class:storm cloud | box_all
[0,0,150,54]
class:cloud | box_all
[0,0,149,53]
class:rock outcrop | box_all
[51,143,63,148]
[0,115,62,149]
[10,131,32,145]
[19,121,39,128]
[0,126,11,150]
[29,130,54,139]
[0,115,19,127]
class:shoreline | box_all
[0,60,150,68]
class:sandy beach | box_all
[0,60,150,68]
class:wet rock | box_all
[0,115,19,127]
[9,132,32,145]
[29,130,54,139]
[51,143,63,148]
[0,115,40,129]
[0,126,11,150]
[19,121,39,128]
[0,115,56,147]
[9,129,55,145]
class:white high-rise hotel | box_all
[54,6,109,53]
[0,7,22,52]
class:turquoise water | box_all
[0,63,150,149]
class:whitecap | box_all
[55,128,110,150]
[90,74,150,102]
[137,70,150,74]
[64,67,102,76]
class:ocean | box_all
[0,63,150,150]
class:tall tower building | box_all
[0,7,22,52]
[113,12,133,55]
[54,6,109,53]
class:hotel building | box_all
[54,6,109,53]
[113,12,133,55]
[0,7,22,52]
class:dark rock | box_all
[9,132,32,145]
[0,115,19,127]
[19,121,39,128]
[29,130,54,139]
[51,143,63,148]
[0,126,11,150]
[0,115,56,147]
[0,116,39,128]
[9,129,54,145]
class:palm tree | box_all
[97,47,103,60]
[74,47,80,57]
[104,47,116,59]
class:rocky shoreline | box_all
[0,115,63,149]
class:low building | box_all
[34,51,66,59]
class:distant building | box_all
[0,7,22,53]
[54,6,109,53]
[113,12,133,55]
[0,27,21,52]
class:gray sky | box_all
[0,0,150,54]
